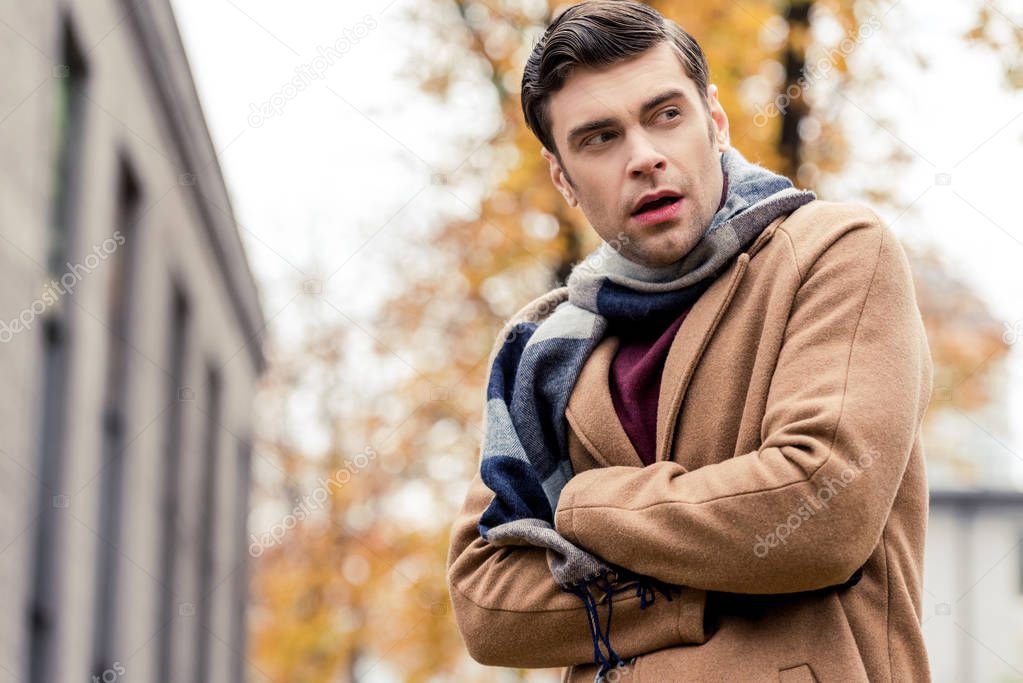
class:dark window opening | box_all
[28,16,90,683]
[231,437,253,683]
[194,365,222,683]
[156,286,190,681]
[91,155,143,677]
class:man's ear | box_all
[706,84,730,151]
[541,147,578,208]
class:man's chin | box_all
[621,248,685,269]
[626,233,701,268]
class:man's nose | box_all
[627,135,668,177]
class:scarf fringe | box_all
[562,568,681,680]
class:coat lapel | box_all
[565,335,644,468]
[654,214,787,462]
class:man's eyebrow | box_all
[566,88,687,146]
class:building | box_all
[0,0,265,681]
[924,489,1023,682]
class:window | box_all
[91,156,142,676]
[194,365,222,682]
[231,437,253,683]
[156,285,190,680]
[29,17,89,683]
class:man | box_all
[446,2,934,681]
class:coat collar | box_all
[565,335,644,467]
[565,213,789,468]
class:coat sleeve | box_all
[446,434,709,669]
[552,217,934,595]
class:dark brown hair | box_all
[521,0,710,163]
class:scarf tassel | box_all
[563,570,680,681]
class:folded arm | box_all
[553,219,933,595]
[447,434,707,669]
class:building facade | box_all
[924,490,1023,683]
[0,0,264,681]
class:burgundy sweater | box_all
[608,173,730,466]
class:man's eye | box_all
[660,108,682,121]
[583,131,616,147]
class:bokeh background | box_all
[2,0,1023,681]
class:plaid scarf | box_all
[477,146,815,676]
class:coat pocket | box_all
[779,663,818,683]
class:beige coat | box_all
[446,200,934,682]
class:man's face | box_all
[543,41,730,268]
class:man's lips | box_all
[631,189,683,215]
[630,196,684,225]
